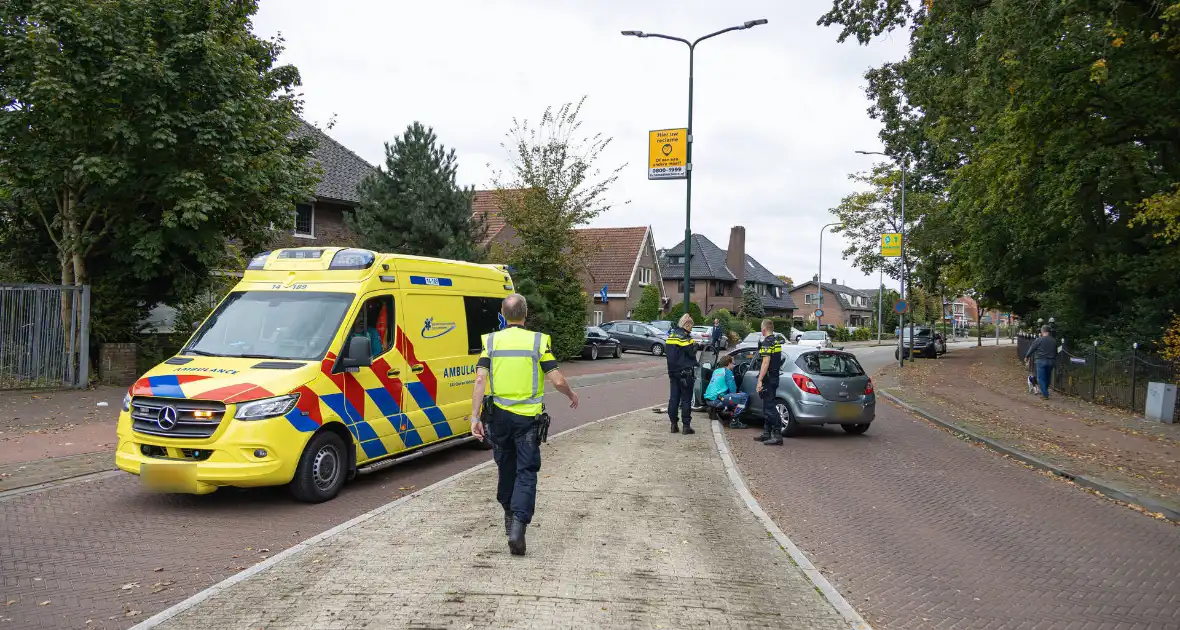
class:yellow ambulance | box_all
[114,247,513,502]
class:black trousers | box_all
[667,371,693,424]
[761,382,781,433]
[488,406,541,524]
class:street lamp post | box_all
[622,19,768,317]
[817,222,842,331]
[856,149,907,367]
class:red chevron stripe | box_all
[292,385,323,426]
[396,326,437,399]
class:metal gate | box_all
[0,283,90,389]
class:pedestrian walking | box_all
[753,319,785,445]
[665,313,698,434]
[704,354,749,429]
[470,293,579,556]
[1023,324,1058,399]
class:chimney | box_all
[812,274,818,282]
[725,226,746,294]
[832,278,837,286]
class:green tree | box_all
[0,0,318,343]
[740,285,765,319]
[821,0,1180,346]
[348,122,484,261]
[668,300,703,324]
[491,97,626,359]
[631,283,661,322]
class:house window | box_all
[592,310,604,326]
[714,282,725,297]
[639,267,652,285]
[757,284,766,296]
[773,287,781,299]
[677,280,696,294]
[294,203,314,238]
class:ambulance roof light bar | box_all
[329,248,376,270]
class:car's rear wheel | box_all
[290,431,347,503]
[590,344,599,360]
[842,423,871,435]
[652,343,664,356]
[775,399,800,437]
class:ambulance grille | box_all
[131,397,226,439]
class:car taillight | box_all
[791,373,821,395]
[865,378,874,395]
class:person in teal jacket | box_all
[704,355,749,429]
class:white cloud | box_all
[254,0,908,292]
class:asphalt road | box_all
[729,339,1180,630]
[0,374,665,630]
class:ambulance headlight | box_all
[122,392,132,412]
[235,394,300,420]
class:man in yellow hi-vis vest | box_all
[470,294,578,556]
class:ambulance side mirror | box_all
[340,336,373,372]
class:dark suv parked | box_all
[896,326,945,359]
[599,320,668,356]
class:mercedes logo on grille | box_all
[157,406,179,430]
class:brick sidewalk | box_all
[879,345,1180,518]
[137,409,851,630]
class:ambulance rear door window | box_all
[464,296,504,354]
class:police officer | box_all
[753,319,784,445]
[470,294,578,556]
[665,313,698,434]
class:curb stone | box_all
[710,420,874,630]
[880,390,1180,523]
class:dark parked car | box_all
[583,326,621,360]
[896,326,943,359]
[600,320,667,355]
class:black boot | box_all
[503,509,513,536]
[764,427,783,446]
[682,420,695,435]
[670,421,680,433]
[754,423,772,441]
[508,517,527,556]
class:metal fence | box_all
[0,283,90,389]
[1017,334,1179,422]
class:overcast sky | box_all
[253,0,909,291]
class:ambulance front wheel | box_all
[290,431,347,503]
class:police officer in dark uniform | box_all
[753,319,784,445]
[665,313,698,434]
[470,294,578,556]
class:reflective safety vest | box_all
[482,327,550,416]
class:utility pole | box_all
[876,269,883,345]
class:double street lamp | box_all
[855,149,908,368]
[816,222,843,331]
[622,19,769,316]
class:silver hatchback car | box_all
[698,344,876,436]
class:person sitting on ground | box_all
[703,355,749,429]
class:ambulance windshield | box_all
[183,291,355,361]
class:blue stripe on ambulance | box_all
[319,392,388,458]
[405,382,452,438]
[283,407,320,432]
[146,375,186,398]
[364,386,424,449]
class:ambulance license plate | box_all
[836,403,862,419]
[141,462,198,493]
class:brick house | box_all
[789,277,873,327]
[270,122,378,248]
[577,227,665,326]
[657,227,794,318]
[470,191,666,325]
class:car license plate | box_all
[141,461,198,493]
[836,403,862,419]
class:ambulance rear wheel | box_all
[290,432,347,503]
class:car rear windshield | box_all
[184,291,355,361]
[795,351,866,377]
[902,328,932,338]
[801,331,827,340]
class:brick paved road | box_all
[728,401,1180,629]
[0,376,664,630]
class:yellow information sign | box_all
[881,233,902,257]
[648,128,687,180]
